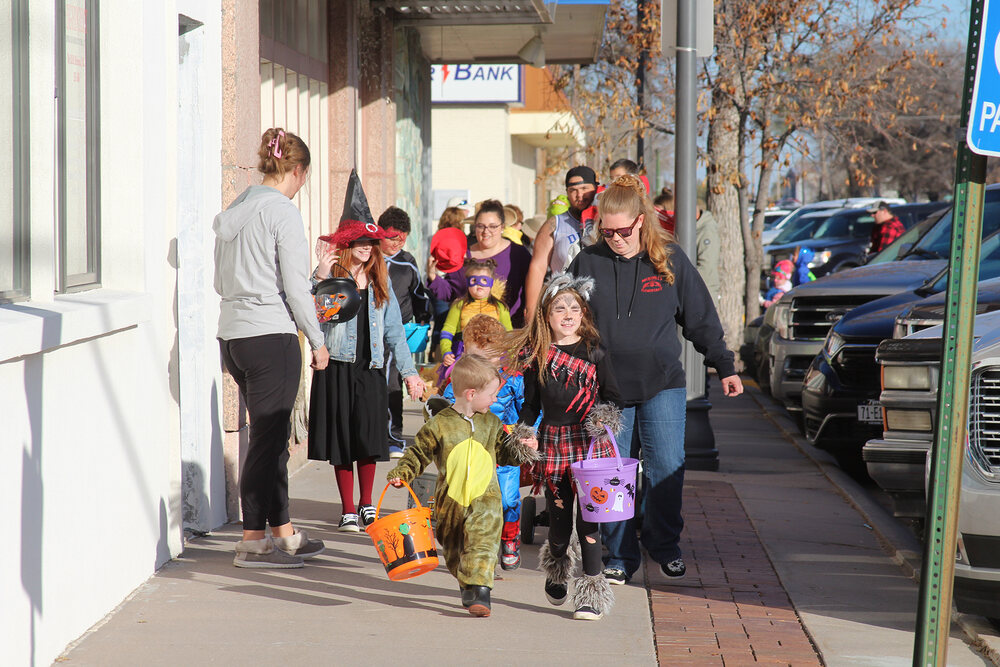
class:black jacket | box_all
[568,242,736,404]
[385,249,431,324]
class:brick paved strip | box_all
[648,480,823,666]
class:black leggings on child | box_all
[545,476,603,576]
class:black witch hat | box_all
[340,168,375,225]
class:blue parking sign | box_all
[969,0,1000,156]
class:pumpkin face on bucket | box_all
[590,487,609,504]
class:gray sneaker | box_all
[233,537,304,569]
[273,529,325,559]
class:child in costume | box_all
[443,315,532,570]
[793,247,817,286]
[506,274,623,621]
[439,258,513,368]
[387,354,539,617]
[761,259,794,308]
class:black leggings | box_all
[545,476,603,576]
[220,333,301,531]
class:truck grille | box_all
[789,295,876,341]
[833,343,881,388]
[970,367,1000,477]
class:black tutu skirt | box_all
[307,291,389,465]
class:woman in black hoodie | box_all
[567,175,743,584]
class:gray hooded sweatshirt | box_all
[213,185,324,350]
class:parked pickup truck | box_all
[800,236,1000,467]
[863,310,1000,620]
[768,185,1000,412]
[863,278,1000,518]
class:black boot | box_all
[539,540,577,606]
[460,585,491,617]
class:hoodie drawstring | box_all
[613,253,641,319]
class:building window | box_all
[57,0,100,292]
[0,0,29,304]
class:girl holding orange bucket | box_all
[387,354,539,617]
[504,274,623,621]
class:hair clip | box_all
[268,129,285,159]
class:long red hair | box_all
[334,246,390,308]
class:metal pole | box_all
[637,0,648,167]
[913,0,988,663]
[675,0,716,469]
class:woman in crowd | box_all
[427,199,532,327]
[567,174,743,585]
[308,220,424,532]
[213,127,329,569]
[428,206,469,358]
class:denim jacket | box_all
[312,274,418,378]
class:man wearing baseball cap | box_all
[868,201,905,254]
[524,165,599,319]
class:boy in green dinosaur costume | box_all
[388,354,538,617]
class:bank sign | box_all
[431,64,523,104]
[969,0,1000,156]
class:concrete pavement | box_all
[59,380,1000,665]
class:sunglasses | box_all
[599,215,642,239]
[467,275,495,288]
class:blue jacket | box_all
[313,276,418,378]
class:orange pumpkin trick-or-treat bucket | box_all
[366,481,439,581]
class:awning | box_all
[412,2,608,65]
[509,111,584,148]
[373,1,552,26]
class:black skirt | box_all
[307,291,389,465]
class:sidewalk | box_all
[59,381,998,666]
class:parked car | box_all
[761,197,904,246]
[863,310,1000,620]
[863,278,1000,518]
[865,207,950,266]
[766,185,1000,412]
[763,208,796,231]
[801,236,1000,468]
[763,202,948,280]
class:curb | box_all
[743,380,1000,665]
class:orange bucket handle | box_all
[374,480,425,522]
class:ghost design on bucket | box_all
[612,492,624,513]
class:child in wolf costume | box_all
[506,273,624,621]
[387,354,539,617]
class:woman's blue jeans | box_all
[602,387,686,577]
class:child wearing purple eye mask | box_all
[439,258,512,368]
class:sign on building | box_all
[431,64,523,104]
[969,0,1000,156]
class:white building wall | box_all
[1,2,224,664]
[510,136,537,216]
[431,105,511,206]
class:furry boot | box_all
[571,573,615,620]
[539,540,577,605]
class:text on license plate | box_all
[857,401,883,424]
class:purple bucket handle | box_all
[582,424,623,471]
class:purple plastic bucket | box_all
[570,425,638,523]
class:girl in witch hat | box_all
[307,170,425,532]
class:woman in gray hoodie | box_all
[214,128,330,569]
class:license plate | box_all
[857,400,883,424]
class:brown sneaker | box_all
[234,537,304,569]
[273,529,325,559]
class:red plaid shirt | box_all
[870,215,905,253]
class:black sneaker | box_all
[358,505,377,528]
[338,513,360,532]
[661,558,686,579]
[573,605,603,621]
[603,567,628,585]
[544,579,568,605]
